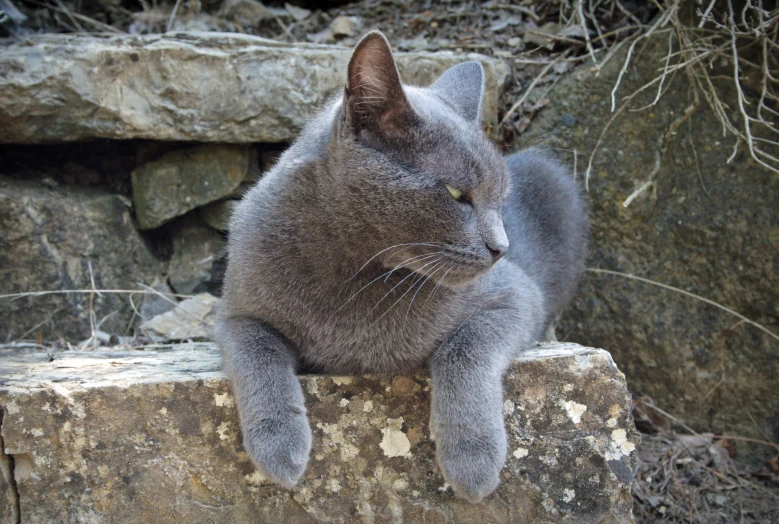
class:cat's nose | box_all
[487,245,504,262]
[482,209,509,264]
[487,244,505,263]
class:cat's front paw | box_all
[243,411,312,487]
[434,427,508,503]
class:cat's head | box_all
[327,31,509,289]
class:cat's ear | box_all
[429,61,484,124]
[344,31,414,135]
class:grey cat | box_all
[216,31,588,502]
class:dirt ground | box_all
[3,0,779,520]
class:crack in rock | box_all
[0,409,21,524]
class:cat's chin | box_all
[429,266,491,290]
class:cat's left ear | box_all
[429,61,484,124]
[344,31,415,136]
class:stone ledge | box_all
[0,32,510,144]
[0,342,637,523]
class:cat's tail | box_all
[502,148,589,327]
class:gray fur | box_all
[216,31,588,502]
[429,61,485,124]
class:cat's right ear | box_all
[430,61,484,124]
[344,31,415,137]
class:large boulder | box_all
[0,177,165,341]
[521,38,779,457]
[0,32,510,144]
[0,342,638,523]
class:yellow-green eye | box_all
[446,184,464,201]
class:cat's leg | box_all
[216,316,312,487]
[429,264,544,502]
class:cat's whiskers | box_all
[370,257,441,315]
[383,251,443,282]
[334,267,398,315]
[405,260,447,319]
[424,263,455,306]
[334,248,442,315]
[369,258,443,327]
[346,242,442,282]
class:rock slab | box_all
[131,144,250,230]
[166,216,224,294]
[140,293,218,342]
[0,178,165,341]
[0,342,637,523]
[0,32,510,144]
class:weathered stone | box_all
[522,38,779,460]
[330,15,362,38]
[0,32,510,144]
[131,144,250,230]
[507,36,522,48]
[139,293,218,342]
[0,342,637,523]
[284,3,311,22]
[218,0,270,25]
[166,215,224,294]
[139,279,176,320]
[199,199,238,231]
[0,177,165,341]
[0,410,18,524]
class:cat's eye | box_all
[446,184,465,201]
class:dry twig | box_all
[586,268,779,342]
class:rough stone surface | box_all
[330,16,362,38]
[0,177,165,341]
[139,279,176,320]
[131,144,250,230]
[199,199,238,231]
[0,410,18,524]
[0,32,510,144]
[522,38,779,459]
[166,216,225,294]
[218,0,270,25]
[0,342,637,523]
[140,293,218,342]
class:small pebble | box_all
[561,114,577,127]
[330,16,362,38]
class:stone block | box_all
[0,178,165,341]
[166,215,224,294]
[0,32,510,144]
[199,200,237,232]
[131,144,250,230]
[140,293,218,342]
[0,342,637,523]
